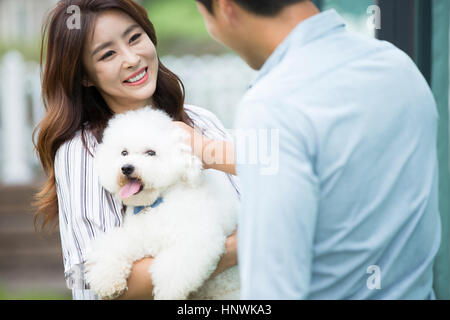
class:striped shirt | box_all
[54,105,240,300]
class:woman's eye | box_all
[100,51,114,61]
[130,33,142,43]
[146,150,156,156]
[121,150,128,156]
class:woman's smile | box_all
[81,9,160,113]
[123,67,149,86]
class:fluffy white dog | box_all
[84,107,239,300]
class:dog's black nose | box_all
[121,164,134,176]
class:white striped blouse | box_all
[54,105,240,300]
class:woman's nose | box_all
[122,48,140,68]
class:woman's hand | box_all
[173,121,236,175]
[116,257,155,300]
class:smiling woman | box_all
[80,9,161,114]
[32,0,239,300]
[34,0,190,237]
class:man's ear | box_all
[216,0,239,26]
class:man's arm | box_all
[236,102,319,299]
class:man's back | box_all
[237,10,441,299]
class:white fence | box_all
[0,51,256,185]
[162,54,256,128]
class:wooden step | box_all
[0,229,61,254]
[0,185,41,207]
[0,209,36,230]
[0,183,68,293]
[0,251,62,270]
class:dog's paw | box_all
[153,285,189,300]
[85,260,127,299]
[84,242,133,299]
[84,258,129,299]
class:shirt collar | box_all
[249,9,346,88]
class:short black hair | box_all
[196,0,307,17]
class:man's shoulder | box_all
[254,31,401,90]
[244,31,424,109]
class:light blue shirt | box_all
[236,9,441,299]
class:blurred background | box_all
[0,0,448,299]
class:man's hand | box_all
[173,121,236,175]
[173,121,213,169]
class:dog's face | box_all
[94,107,202,206]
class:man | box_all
[195,0,441,299]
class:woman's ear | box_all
[82,76,94,87]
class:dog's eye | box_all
[121,150,128,156]
[146,150,156,156]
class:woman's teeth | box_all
[125,69,147,83]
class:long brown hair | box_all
[33,0,193,232]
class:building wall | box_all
[0,0,59,43]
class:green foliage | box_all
[0,40,41,63]
[144,0,209,40]
[0,0,225,60]
[143,0,227,56]
[0,284,71,300]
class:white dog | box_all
[84,107,240,300]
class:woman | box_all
[33,0,238,300]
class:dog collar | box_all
[133,197,164,215]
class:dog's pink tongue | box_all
[120,180,142,199]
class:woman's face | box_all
[82,9,159,114]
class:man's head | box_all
[195,0,317,69]
[197,0,307,17]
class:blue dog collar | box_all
[133,197,164,215]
